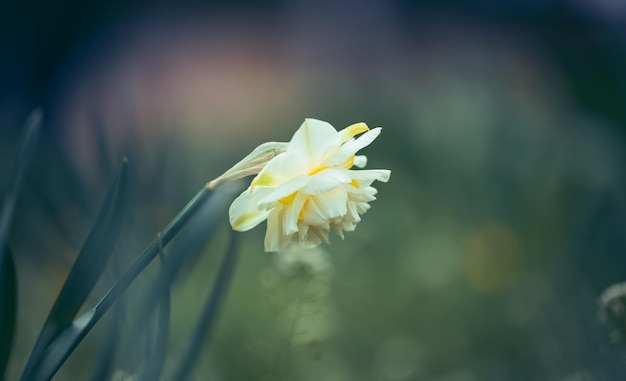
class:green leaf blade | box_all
[25,181,241,381]
[0,110,42,248]
[0,110,41,381]
[0,245,17,381]
[20,160,129,381]
[169,230,240,381]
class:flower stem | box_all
[27,183,236,381]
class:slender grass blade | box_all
[0,245,17,381]
[169,230,240,381]
[128,184,235,343]
[0,110,42,251]
[137,244,170,381]
[27,181,241,381]
[20,160,129,381]
[89,254,127,381]
[0,110,41,381]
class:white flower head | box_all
[228,118,391,252]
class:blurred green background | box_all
[2,0,626,380]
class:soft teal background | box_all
[2,1,626,380]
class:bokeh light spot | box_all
[462,223,524,294]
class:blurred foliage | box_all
[2,0,626,380]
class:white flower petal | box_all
[297,222,322,247]
[345,200,362,222]
[251,120,342,185]
[251,151,309,187]
[348,187,377,203]
[258,175,309,209]
[338,122,369,143]
[287,119,340,164]
[264,209,281,252]
[229,187,273,231]
[345,127,382,153]
[353,155,367,168]
[357,202,371,214]
[311,224,331,243]
[302,168,352,195]
[301,197,328,226]
[282,192,308,236]
[349,169,391,186]
[325,128,382,167]
[305,187,348,223]
[331,222,345,239]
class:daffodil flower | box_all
[226,118,390,252]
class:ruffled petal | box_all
[325,128,382,167]
[348,186,378,203]
[301,168,352,195]
[316,187,349,220]
[229,187,273,231]
[300,197,328,226]
[345,200,362,223]
[257,175,309,209]
[264,209,281,252]
[282,192,308,236]
[349,169,391,187]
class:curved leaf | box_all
[169,230,240,381]
[0,110,41,381]
[0,245,17,381]
[26,181,241,381]
[89,255,126,381]
[21,160,129,381]
[0,110,41,249]
[137,246,170,381]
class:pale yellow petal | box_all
[282,192,308,236]
[338,122,369,143]
[229,187,272,231]
[325,128,381,168]
[258,175,309,209]
[263,209,281,252]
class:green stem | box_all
[29,183,217,381]
[94,184,212,314]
